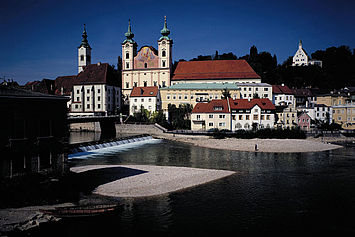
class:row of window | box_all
[76,88,118,95]
[242,87,269,91]
[133,98,157,102]
[125,50,166,60]
[125,81,166,88]
[73,104,115,110]
[125,60,167,69]
[76,96,119,102]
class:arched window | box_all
[162,50,166,57]
[236,123,242,129]
[80,55,84,61]
[244,123,250,129]
[144,63,148,68]
[144,81,147,87]
[126,52,129,59]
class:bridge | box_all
[67,115,122,138]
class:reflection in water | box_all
[33,133,355,236]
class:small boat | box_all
[40,204,121,218]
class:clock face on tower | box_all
[126,44,129,48]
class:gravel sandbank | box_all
[71,165,235,198]
[155,134,344,153]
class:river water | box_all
[31,132,355,236]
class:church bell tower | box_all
[78,24,92,73]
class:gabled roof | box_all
[192,98,275,114]
[54,75,76,96]
[130,86,159,97]
[54,63,119,95]
[272,84,294,95]
[172,60,260,81]
[75,63,118,86]
[192,99,229,113]
[229,98,275,110]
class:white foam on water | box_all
[68,138,162,159]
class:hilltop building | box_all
[121,17,173,98]
[292,40,322,67]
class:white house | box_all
[129,86,161,115]
[272,84,295,106]
[230,98,276,130]
[191,98,276,131]
[236,83,272,101]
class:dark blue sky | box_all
[1,0,355,85]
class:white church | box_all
[292,40,322,67]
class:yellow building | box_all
[275,104,298,129]
[332,104,355,130]
[316,94,348,106]
[160,83,240,115]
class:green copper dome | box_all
[78,24,91,49]
[123,19,136,44]
[159,16,171,41]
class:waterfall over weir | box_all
[68,134,155,159]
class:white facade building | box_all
[237,83,272,101]
[129,86,161,115]
[272,84,295,106]
[71,83,120,116]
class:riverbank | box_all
[154,134,349,153]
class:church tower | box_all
[78,24,92,73]
[122,19,137,71]
[158,16,173,70]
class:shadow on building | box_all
[0,85,70,180]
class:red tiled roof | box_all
[229,98,276,110]
[54,63,119,95]
[192,98,275,113]
[54,75,76,96]
[192,99,229,113]
[172,60,260,81]
[272,85,294,95]
[130,86,159,97]
[75,63,112,85]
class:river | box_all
[30,132,355,236]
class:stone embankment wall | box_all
[115,124,166,135]
[69,122,101,132]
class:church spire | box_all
[123,19,135,44]
[159,16,171,41]
[79,24,91,49]
[299,39,303,49]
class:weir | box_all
[68,134,153,155]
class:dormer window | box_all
[214,106,223,111]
